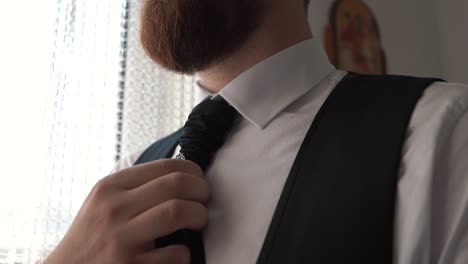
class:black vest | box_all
[134,74,442,263]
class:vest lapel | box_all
[134,129,183,164]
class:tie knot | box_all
[179,96,238,170]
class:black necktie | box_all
[155,96,238,264]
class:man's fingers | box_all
[126,199,208,245]
[126,172,211,217]
[134,245,190,264]
[110,159,204,189]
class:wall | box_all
[308,0,466,82]
[436,0,468,84]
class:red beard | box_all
[140,0,263,74]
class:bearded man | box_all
[45,0,468,263]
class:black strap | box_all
[256,73,442,263]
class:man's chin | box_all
[140,0,263,74]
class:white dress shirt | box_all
[113,38,468,264]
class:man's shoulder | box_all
[408,80,468,140]
[331,72,468,113]
[419,81,468,115]
[330,72,468,135]
[428,81,468,97]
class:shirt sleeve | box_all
[396,82,468,264]
[433,101,468,264]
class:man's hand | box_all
[44,159,210,264]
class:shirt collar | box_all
[194,38,335,129]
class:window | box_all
[0,0,124,262]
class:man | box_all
[45,0,468,263]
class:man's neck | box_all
[198,3,313,93]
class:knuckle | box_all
[92,177,113,198]
[91,179,126,220]
[184,160,204,177]
[157,159,178,172]
[161,200,208,231]
[102,200,121,219]
[99,196,125,222]
[166,173,189,195]
[164,199,186,224]
[160,158,203,177]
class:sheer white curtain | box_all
[0,0,195,263]
[118,0,196,159]
[0,0,124,263]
